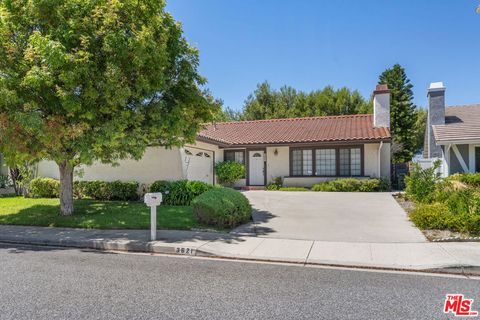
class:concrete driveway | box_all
[241,191,426,243]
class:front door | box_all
[476,147,480,173]
[248,151,265,186]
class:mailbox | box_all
[144,193,162,207]
[144,193,163,241]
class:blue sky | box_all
[167,0,480,111]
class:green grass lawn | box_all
[0,196,208,230]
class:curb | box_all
[1,238,479,277]
[432,237,480,242]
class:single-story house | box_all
[422,82,480,176]
[34,85,392,187]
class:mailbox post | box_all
[144,193,163,241]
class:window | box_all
[224,150,245,164]
[316,149,336,176]
[476,147,480,173]
[292,150,302,175]
[339,148,361,176]
[291,146,362,177]
[292,149,312,176]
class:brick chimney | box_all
[373,84,390,128]
[427,82,446,158]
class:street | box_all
[0,243,478,320]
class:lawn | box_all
[0,196,207,230]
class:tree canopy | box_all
[0,0,218,214]
[378,64,419,163]
[217,81,371,121]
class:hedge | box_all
[149,180,213,206]
[29,178,60,198]
[74,180,139,201]
[311,178,389,192]
[192,187,252,228]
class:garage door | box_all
[184,148,214,184]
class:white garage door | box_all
[184,149,214,184]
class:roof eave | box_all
[436,138,480,145]
[196,136,392,149]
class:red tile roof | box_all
[198,114,391,147]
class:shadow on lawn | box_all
[0,201,278,246]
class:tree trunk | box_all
[59,161,74,216]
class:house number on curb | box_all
[175,247,196,255]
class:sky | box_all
[166,0,480,111]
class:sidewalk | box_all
[0,225,479,272]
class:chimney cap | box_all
[373,84,390,95]
[428,82,446,93]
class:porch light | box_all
[274,148,278,156]
[477,5,480,13]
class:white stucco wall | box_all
[266,146,289,184]
[363,142,391,179]
[380,142,391,179]
[37,147,184,184]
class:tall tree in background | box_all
[378,64,418,163]
[241,81,371,120]
[0,0,218,215]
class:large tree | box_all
[378,64,418,163]
[241,81,371,120]
[0,0,218,215]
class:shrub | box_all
[409,203,452,230]
[215,161,245,185]
[404,160,442,203]
[266,177,282,190]
[74,180,139,201]
[443,189,480,215]
[149,180,213,206]
[0,175,11,189]
[149,180,170,194]
[192,187,252,228]
[409,203,480,234]
[311,178,388,192]
[278,187,309,191]
[449,173,480,188]
[29,178,60,198]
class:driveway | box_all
[241,191,426,243]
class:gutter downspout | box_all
[378,141,384,178]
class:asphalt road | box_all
[0,243,478,320]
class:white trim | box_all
[451,144,469,172]
[469,144,476,173]
[437,139,480,145]
[443,145,451,177]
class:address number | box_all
[175,247,196,255]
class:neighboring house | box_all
[36,85,392,187]
[422,82,480,176]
